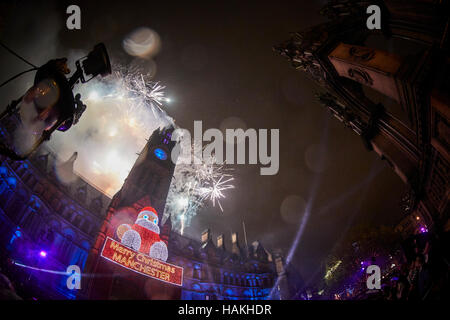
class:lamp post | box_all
[0,43,111,160]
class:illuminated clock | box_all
[153,147,167,160]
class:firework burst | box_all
[164,145,235,235]
[110,66,174,125]
[198,175,235,212]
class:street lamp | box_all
[0,43,111,160]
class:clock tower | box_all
[116,126,176,213]
[82,126,180,299]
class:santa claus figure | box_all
[116,207,168,261]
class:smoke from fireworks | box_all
[164,144,235,235]
[47,57,236,221]
[47,60,174,196]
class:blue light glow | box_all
[154,148,167,160]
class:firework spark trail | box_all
[198,175,235,212]
[164,145,235,235]
[110,67,174,126]
[85,65,175,129]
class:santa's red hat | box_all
[140,206,158,217]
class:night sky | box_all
[0,0,406,286]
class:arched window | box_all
[82,222,90,234]
[76,186,87,203]
[21,207,37,232]
[8,197,26,224]
[44,228,55,244]
[214,270,220,282]
[73,215,83,229]
[193,264,201,279]
[36,154,49,170]
[89,197,103,213]
[61,228,76,262]
[61,207,72,221]
[61,235,72,262]
[51,198,61,211]
[223,272,228,284]
[90,226,98,237]
[64,243,75,264]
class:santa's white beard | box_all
[135,218,160,234]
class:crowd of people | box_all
[348,230,449,300]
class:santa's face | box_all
[135,210,160,233]
[139,211,158,225]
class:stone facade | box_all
[168,229,276,300]
[0,143,110,299]
[275,0,449,236]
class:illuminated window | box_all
[73,215,83,229]
[193,265,201,279]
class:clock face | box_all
[154,147,167,160]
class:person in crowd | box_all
[415,254,432,300]
[395,273,409,300]
[407,257,419,299]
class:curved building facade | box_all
[0,125,285,300]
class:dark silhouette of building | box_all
[275,0,449,236]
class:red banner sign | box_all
[101,237,183,286]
